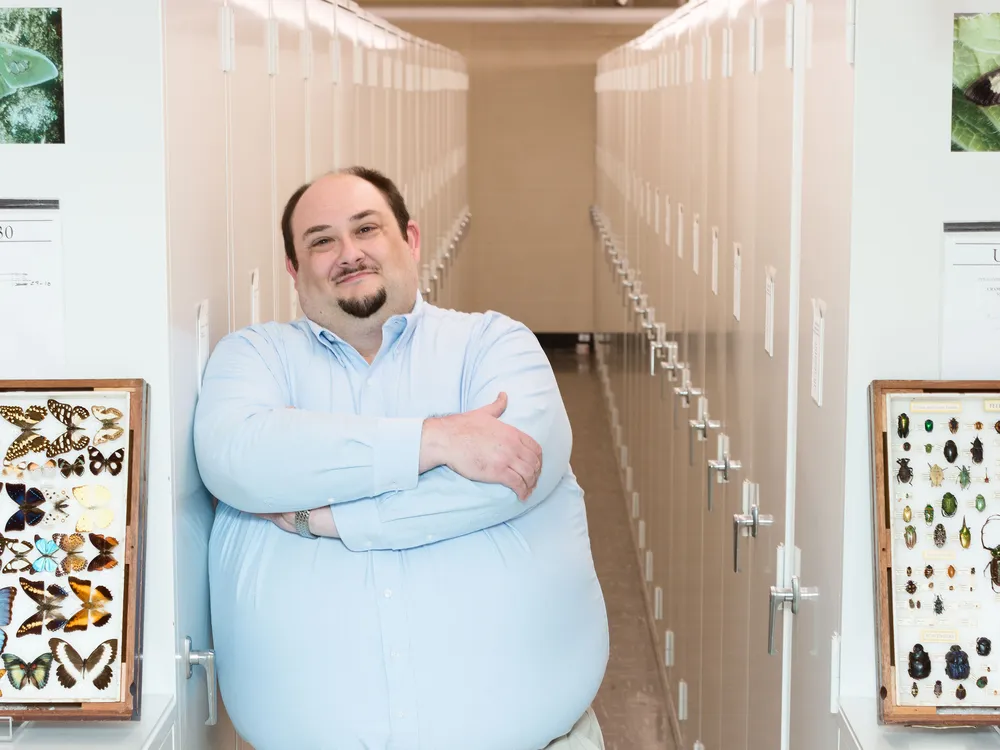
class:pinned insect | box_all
[924,419,933,432]
[903,505,912,522]
[908,644,932,679]
[944,440,958,463]
[905,525,917,549]
[906,580,917,594]
[958,465,972,490]
[978,637,992,657]
[925,443,934,453]
[925,504,934,525]
[964,66,1000,108]
[957,684,967,700]
[903,442,911,452]
[948,565,956,578]
[942,492,958,517]
[961,517,972,549]
[925,564,934,578]
[950,418,960,434]
[995,420,1000,435]
[981,514,1000,593]
[934,595,944,614]
[897,458,914,484]
[978,494,987,512]
[911,682,919,697]
[898,413,911,439]
[975,421,984,430]
[972,437,984,465]
[978,676,989,689]
[929,464,945,487]
[935,523,947,547]
[946,645,971,680]
[934,680,943,698]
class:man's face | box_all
[287,173,421,330]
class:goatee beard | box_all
[338,287,388,319]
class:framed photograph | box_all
[952,12,1000,152]
[0,7,64,144]
[0,379,149,721]
[870,380,1000,725]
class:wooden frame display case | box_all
[871,379,1000,725]
[0,379,148,721]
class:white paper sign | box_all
[0,199,66,377]
[764,267,775,356]
[811,298,826,406]
[711,226,719,295]
[941,229,1000,378]
[733,242,742,321]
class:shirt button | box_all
[391,650,400,658]
[384,589,392,598]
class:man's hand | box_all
[420,392,543,501]
[256,507,340,537]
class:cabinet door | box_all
[307,0,335,180]
[789,1,854,747]
[720,5,759,750]
[699,12,732,750]
[747,0,797,748]
[229,0,273,331]
[271,0,307,323]
[162,0,238,746]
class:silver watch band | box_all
[294,509,318,539]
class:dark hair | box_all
[280,166,411,270]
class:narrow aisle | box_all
[546,346,674,750]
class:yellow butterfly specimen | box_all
[63,576,113,632]
[91,406,124,446]
[0,405,48,462]
[44,399,89,458]
[71,485,114,533]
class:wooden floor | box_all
[549,346,674,750]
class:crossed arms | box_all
[192,315,572,551]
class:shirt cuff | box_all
[373,417,424,495]
[330,498,382,552]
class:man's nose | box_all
[338,238,365,266]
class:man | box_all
[193,166,610,750]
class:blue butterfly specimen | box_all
[31,535,59,575]
[3,483,45,532]
[0,584,15,627]
[2,651,53,690]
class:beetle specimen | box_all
[924,418,933,432]
[972,437,984,465]
[925,564,934,578]
[934,595,944,614]
[934,523,947,547]
[975,421,984,430]
[978,676,989,689]
[904,525,917,549]
[903,442,911,451]
[945,645,970,680]
[942,492,958,517]
[934,680,943,698]
[911,682,919,697]
[896,458,914,484]
[929,464,945,487]
[964,66,1000,107]
[925,443,933,453]
[908,644,932,679]
[995,420,1000,435]
[909,599,916,608]
[924,504,934,524]
[957,684,967,700]
[978,637,992,657]
[948,565,956,578]
[960,517,972,549]
[981,514,1000,593]
[905,579,917,594]
[906,565,912,576]
[898,413,910,438]
[958,465,972,490]
[903,505,912,522]
[950,417,960,434]
[977,494,987,512]
[944,440,958,463]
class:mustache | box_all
[334,264,379,281]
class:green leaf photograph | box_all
[0,7,64,144]
[953,12,1000,152]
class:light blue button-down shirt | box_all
[193,294,610,750]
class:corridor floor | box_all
[548,346,674,750]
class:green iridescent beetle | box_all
[977,494,987,512]
[942,492,958,518]
[925,504,935,525]
[958,465,972,491]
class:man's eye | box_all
[311,237,331,247]
[358,225,378,235]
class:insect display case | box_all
[871,380,1000,725]
[0,380,148,722]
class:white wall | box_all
[841,0,1000,700]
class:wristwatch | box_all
[294,509,318,539]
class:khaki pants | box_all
[541,707,605,750]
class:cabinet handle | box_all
[707,454,742,511]
[732,504,772,573]
[183,635,217,726]
[767,576,817,655]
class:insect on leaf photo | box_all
[0,7,64,144]
[952,12,1000,152]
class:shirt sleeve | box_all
[330,314,573,551]
[193,327,424,514]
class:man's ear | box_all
[406,220,421,263]
[285,255,298,282]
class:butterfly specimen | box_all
[0,584,15,628]
[17,577,68,637]
[91,406,124,446]
[31,535,59,575]
[88,533,119,572]
[87,445,124,477]
[0,536,34,576]
[49,638,118,690]
[64,576,112,632]
[3,483,45,532]
[58,454,85,478]
[44,399,90,458]
[53,532,88,577]
[0,404,48,462]
[965,67,1000,108]
[1,651,54,690]
[72,484,113,532]
[41,488,70,527]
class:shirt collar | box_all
[305,290,426,358]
